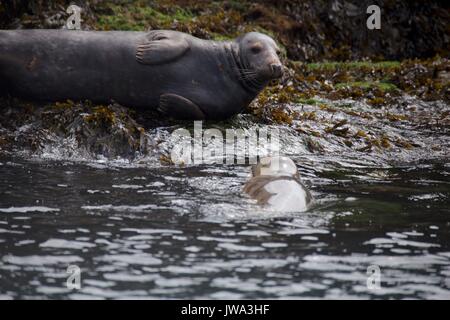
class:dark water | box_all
[0,155,449,299]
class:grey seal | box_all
[244,156,313,212]
[0,29,283,120]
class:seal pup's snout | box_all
[270,63,283,78]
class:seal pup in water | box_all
[0,29,283,120]
[243,156,313,212]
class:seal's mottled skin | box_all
[0,30,282,120]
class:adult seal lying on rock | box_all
[244,156,313,212]
[0,29,283,120]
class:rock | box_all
[0,98,150,159]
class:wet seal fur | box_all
[0,29,283,120]
[244,156,313,212]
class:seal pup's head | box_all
[235,32,283,85]
[251,156,300,179]
[244,156,313,211]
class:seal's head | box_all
[245,156,313,211]
[236,32,283,82]
[251,156,300,180]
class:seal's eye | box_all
[251,45,262,54]
[275,49,281,55]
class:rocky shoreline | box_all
[0,0,448,163]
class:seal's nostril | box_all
[270,64,283,78]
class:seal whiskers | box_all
[223,43,266,93]
[237,69,265,89]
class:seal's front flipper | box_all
[136,31,190,65]
[159,93,205,120]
